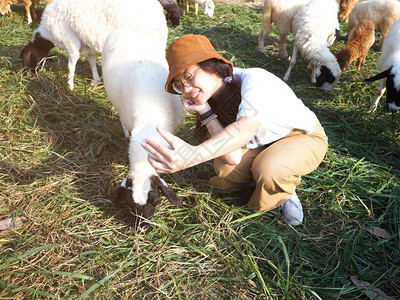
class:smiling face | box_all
[174,64,224,106]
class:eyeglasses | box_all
[172,68,200,94]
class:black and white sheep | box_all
[283,0,342,90]
[19,0,167,90]
[348,0,400,41]
[102,27,185,228]
[258,0,311,60]
[335,19,375,71]
[365,20,400,112]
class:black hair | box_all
[193,58,242,142]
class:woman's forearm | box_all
[192,116,259,166]
[203,116,242,164]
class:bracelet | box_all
[200,113,217,126]
[198,109,214,121]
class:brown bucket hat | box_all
[165,34,233,94]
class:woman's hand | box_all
[182,97,211,114]
[142,127,199,174]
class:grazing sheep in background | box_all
[365,20,400,112]
[181,0,215,18]
[338,0,360,23]
[102,27,185,228]
[348,0,400,41]
[257,0,311,60]
[0,0,51,24]
[158,0,182,26]
[335,19,375,71]
[19,0,167,91]
[283,0,342,90]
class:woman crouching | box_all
[142,34,328,226]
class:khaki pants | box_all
[209,121,328,211]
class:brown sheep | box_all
[338,0,360,23]
[335,19,375,71]
[0,0,51,24]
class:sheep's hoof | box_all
[90,79,101,87]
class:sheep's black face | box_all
[113,175,183,229]
[316,65,336,88]
[385,74,400,112]
[20,32,54,69]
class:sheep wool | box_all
[20,0,167,90]
[258,0,311,59]
[335,19,375,71]
[102,27,185,227]
[283,0,342,90]
[338,0,361,23]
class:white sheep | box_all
[348,0,400,41]
[283,0,342,90]
[102,27,185,228]
[0,0,51,24]
[181,0,215,18]
[258,0,311,60]
[335,19,375,71]
[365,20,400,112]
[19,0,167,90]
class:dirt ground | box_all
[216,0,264,9]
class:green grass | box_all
[1,1,399,299]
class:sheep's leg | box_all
[276,24,291,59]
[30,2,37,21]
[277,34,288,60]
[308,62,317,84]
[88,54,101,86]
[25,1,32,24]
[194,3,198,15]
[356,56,365,70]
[257,27,266,53]
[283,45,297,82]
[368,79,386,113]
[257,7,272,53]
[67,51,80,91]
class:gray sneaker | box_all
[279,191,304,226]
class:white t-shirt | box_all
[234,67,319,149]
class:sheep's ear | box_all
[344,61,351,71]
[364,68,392,82]
[114,177,133,207]
[19,46,31,67]
[150,175,183,206]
